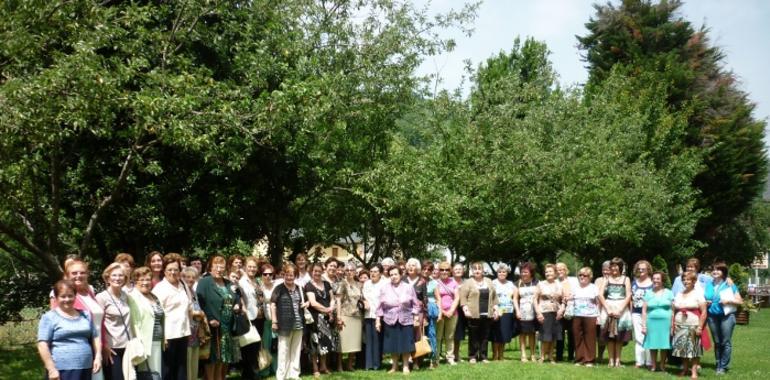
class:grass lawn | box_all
[3,310,769,379]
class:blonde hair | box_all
[102,262,126,283]
[555,262,569,275]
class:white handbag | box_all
[237,322,261,346]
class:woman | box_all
[641,271,674,372]
[39,280,102,380]
[534,264,564,364]
[96,263,131,380]
[672,258,713,296]
[555,262,577,362]
[294,253,311,287]
[152,253,191,380]
[705,263,742,375]
[460,262,499,364]
[114,253,136,293]
[435,262,459,366]
[238,257,264,380]
[270,263,308,380]
[257,263,278,377]
[336,261,364,371]
[571,267,600,366]
[196,255,237,380]
[631,260,653,368]
[181,266,207,380]
[305,262,337,376]
[598,257,632,367]
[513,262,538,362]
[451,262,467,362]
[228,255,245,275]
[672,271,708,379]
[362,263,384,370]
[127,267,164,379]
[422,260,440,368]
[594,260,611,362]
[55,259,104,380]
[376,266,420,374]
[490,263,516,361]
[404,258,428,370]
[145,251,164,288]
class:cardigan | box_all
[127,289,163,360]
[459,277,499,319]
[196,276,235,325]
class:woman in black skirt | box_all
[490,263,518,360]
[376,266,420,374]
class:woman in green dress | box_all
[641,271,674,372]
[197,255,237,380]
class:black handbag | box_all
[136,361,161,380]
[232,312,251,336]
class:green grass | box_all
[3,310,769,380]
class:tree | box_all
[578,0,768,264]
[0,0,477,283]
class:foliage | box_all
[0,0,477,283]
[729,263,750,296]
[578,0,768,265]
[651,254,672,288]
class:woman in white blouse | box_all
[152,253,190,380]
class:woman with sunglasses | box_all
[434,261,459,366]
[257,263,278,377]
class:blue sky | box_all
[416,0,770,141]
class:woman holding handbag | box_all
[96,263,132,380]
[196,255,237,380]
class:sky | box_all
[415,0,770,140]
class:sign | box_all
[752,253,768,270]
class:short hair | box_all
[633,260,652,277]
[683,270,698,284]
[324,257,339,267]
[555,262,569,275]
[610,257,625,272]
[686,258,701,272]
[227,255,245,270]
[438,261,451,270]
[713,263,729,279]
[281,263,297,276]
[181,266,199,278]
[651,271,667,284]
[64,258,88,275]
[344,261,357,271]
[544,263,557,274]
[369,263,384,273]
[132,266,152,282]
[260,263,275,274]
[601,260,611,269]
[207,255,226,272]
[114,253,135,267]
[470,261,484,271]
[163,253,184,272]
[53,280,76,297]
[357,270,370,280]
[309,262,325,272]
[244,256,260,267]
[406,258,422,271]
[381,257,395,267]
[102,262,126,283]
[422,260,434,272]
[578,267,593,279]
[519,262,536,275]
[145,251,163,267]
[388,266,403,276]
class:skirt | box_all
[671,324,702,359]
[383,322,415,355]
[340,315,363,353]
[538,312,562,342]
[519,319,538,334]
[490,313,518,343]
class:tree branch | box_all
[78,147,137,255]
[0,240,39,272]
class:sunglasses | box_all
[439,269,450,272]
[578,274,589,278]
[262,273,274,277]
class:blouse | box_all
[37,310,97,370]
[95,290,131,349]
[492,279,516,314]
[537,280,563,313]
[336,279,363,317]
[152,279,191,340]
[377,282,419,326]
[362,279,385,319]
[572,283,600,317]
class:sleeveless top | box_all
[517,279,538,321]
[631,279,653,314]
[604,277,627,301]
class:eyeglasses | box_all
[578,274,589,278]
[262,273,274,277]
[439,269,450,272]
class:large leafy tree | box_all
[577,0,768,263]
[0,0,476,288]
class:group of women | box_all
[37,253,743,380]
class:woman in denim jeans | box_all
[704,263,743,375]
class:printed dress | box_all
[672,290,705,358]
[517,280,538,333]
[600,276,632,342]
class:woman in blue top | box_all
[641,271,674,372]
[704,263,743,375]
[38,280,102,380]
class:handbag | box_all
[199,341,210,360]
[258,347,273,370]
[237,322,261,346]
[136,361,161,380]
[564,300,575,320]
[299,288,314,325]
[232,312,251,336]
[413,318,432,358]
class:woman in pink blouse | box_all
[376,266,420,374]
